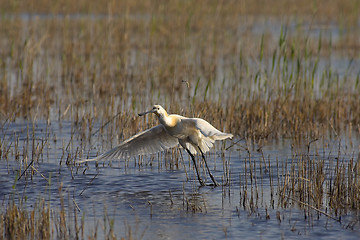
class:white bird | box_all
[77,104,233,186]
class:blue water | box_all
[1,120,360,239]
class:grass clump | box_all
[1,200,50,240]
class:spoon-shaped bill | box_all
[138,108,155,116]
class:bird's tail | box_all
[211,133,233,141]
[75,157,98,164]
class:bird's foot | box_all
[207,182,219,187]
[198,178,206,186]
[198,178,219,187]
[209,174,219,187]
[204,181,229,187]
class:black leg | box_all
[198,147,219,187]
[184,148,205,186]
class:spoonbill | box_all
[78,105,233,186]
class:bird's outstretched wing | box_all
[77,125,179,163]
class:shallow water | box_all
[1,120,360,239]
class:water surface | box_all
[1,120,360,239]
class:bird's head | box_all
[138,105,167,118]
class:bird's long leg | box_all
[184,148,205,186]
[198,147,219,187]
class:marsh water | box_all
[1,120,360,239]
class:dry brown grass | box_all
[1,200,50,239]
[1,0,359,22]
[0,194,136,240]
[0,1,358,138]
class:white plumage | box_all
[78,125,178,162]
[77,104,233,186]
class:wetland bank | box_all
[1,0,360,239]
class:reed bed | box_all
[235,138,360,228]
[0,0,359,140]
[0,197,139,240]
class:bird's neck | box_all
[159,113,177,128]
